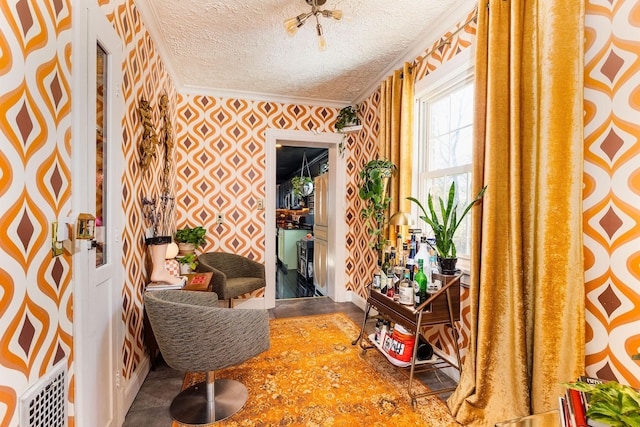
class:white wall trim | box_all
[123,357,150,414]
[265,129,345,309]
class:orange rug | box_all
[174,313,460,427]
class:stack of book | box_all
[559,376,608,427]
[145,276,187,291]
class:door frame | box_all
[262,129,346,309]
[72,3,125,425]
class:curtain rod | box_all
[411,7,479,69]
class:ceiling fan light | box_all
[316,23,327,51]
[329,10,344,21]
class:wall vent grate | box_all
[19,359,68,427]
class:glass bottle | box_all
[373,260,382,289]
[380,252,390,293]
[415,236,429,273]
[414,259,428,308]
[398,268,415,306]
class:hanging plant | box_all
[358,159,396,253]
[291,152,314,198]
[291,176,313,198]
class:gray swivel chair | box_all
[144,290,270,425]
[196,252,266,307]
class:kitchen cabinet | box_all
[277,228,308,270]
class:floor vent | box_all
[19,359,68,427]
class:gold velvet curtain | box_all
[379,62,414,238]
[447,1,585,425]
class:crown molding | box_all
[133,0,183,89]
[180,84,350,109]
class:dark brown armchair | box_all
[196,252,265,307]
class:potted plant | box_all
[335,105,360,132]
[174,226,207,255]
[335,105,361,157]
[176,253,198,274]
[291,175,314,198]
[563,379,640,426]
[358,159,397,257]
[408,181,487,274]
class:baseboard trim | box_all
[122,355,150,418]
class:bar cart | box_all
[352,272,463,409]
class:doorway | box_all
[275,146,327,299]
[263,129,346,310]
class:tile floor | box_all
[123,297,456,426]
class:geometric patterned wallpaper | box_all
[0,1,73,426]
[583,0,640,388]
[174,96,338,270]
[0,1,638,425]
[99,0,178,384]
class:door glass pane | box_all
[96,43,107,267]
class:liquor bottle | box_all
[406,234,416,277]
[414,258,428,308]
[389,246,397,267]
[398,268,414,306]
[401,242,408,268]
[373,260,382,289]
[380,252,390,292]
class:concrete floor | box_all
[123,297,456,426]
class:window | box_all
[415,75,475,259]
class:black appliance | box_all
[296,239,314,297]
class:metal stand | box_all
[169,371,248,425]
[353,272,463,409]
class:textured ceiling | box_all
[136,0,472,105]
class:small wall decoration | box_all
[159,93,174,193]
[138,96,158,171]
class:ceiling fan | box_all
[283,0,344,51]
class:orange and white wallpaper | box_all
[174,96,338,269]
[0,0,73,425]
[99,0,178,382]
[583,0,640,388]
[0,0,639,425]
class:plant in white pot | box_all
[176,253,198,274]
[408,181,486,274]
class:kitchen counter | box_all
[277,228,309,270]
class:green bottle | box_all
[414,259,428,308]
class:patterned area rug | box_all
[173,313,460,427]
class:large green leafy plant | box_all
[564,381,640,427]
[358,159,396,252]
[408,181,486,259]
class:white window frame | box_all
[412,53,475,272]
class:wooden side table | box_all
[144,272,213,369]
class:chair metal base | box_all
[170,378,248,425]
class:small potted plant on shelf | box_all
[176,253,198,274]
[358,158,396,257]
[407,181,486,274]
[335,105,361,156]
[174,226,207,255]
